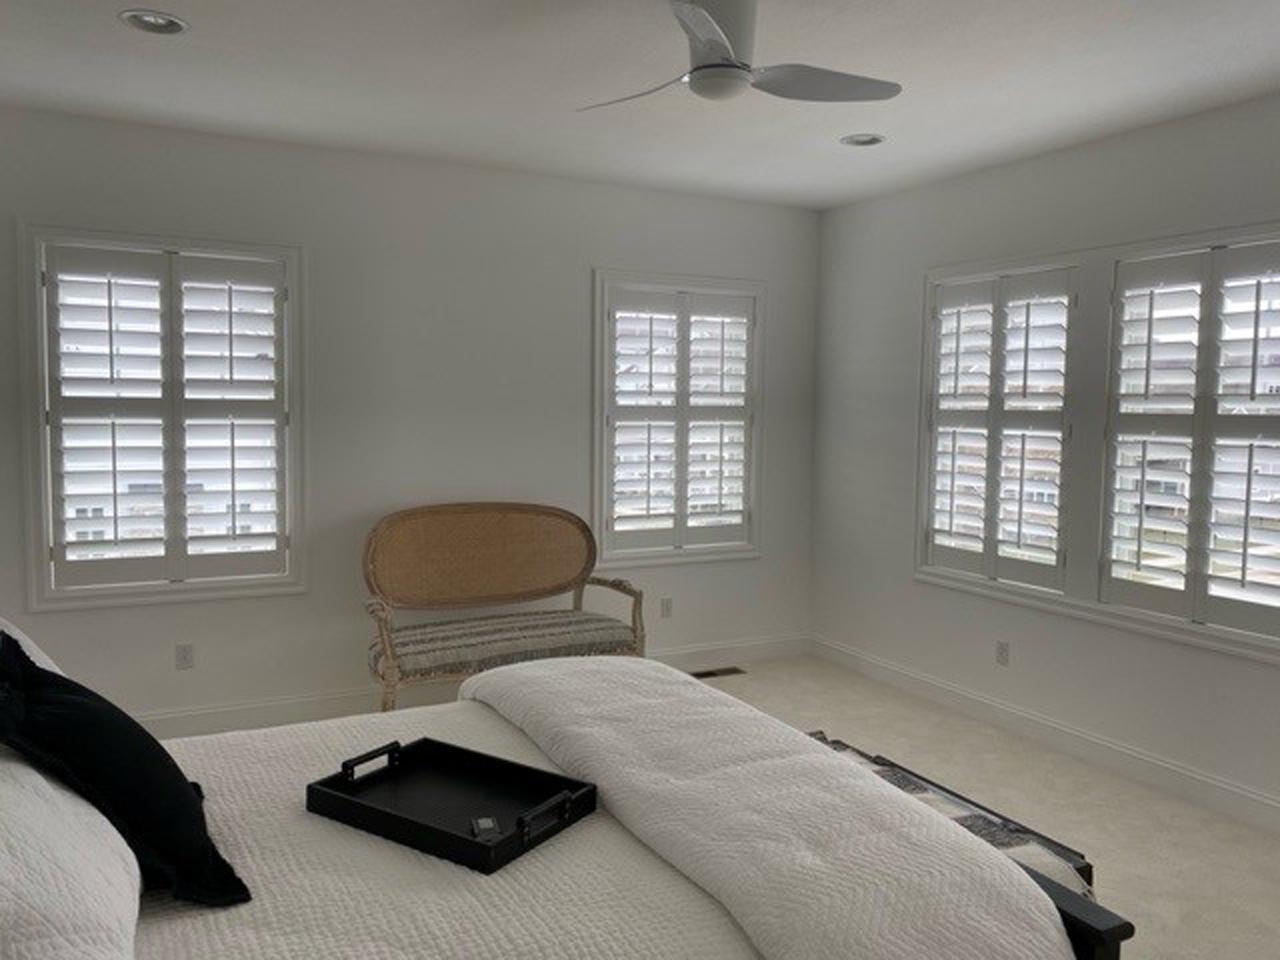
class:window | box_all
[1102,242,1280,633]
[26,231,303,607]
[919,228,1280,650]
[926,268,1072,589]
[594,270,761,563]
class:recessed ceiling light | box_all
[840,133,886,147]
[119,9,188,35]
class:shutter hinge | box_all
[48,546,56,561]
[282,410,291,427]
[282,287,290,302]
[281,534,291,550]
[44,409,52,426]
[40,269,49,288]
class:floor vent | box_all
[690,666,745,679]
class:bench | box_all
[364,502,644,710]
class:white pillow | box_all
[0,750,141,960]
[1,622,140,959]
[0,614,63,675]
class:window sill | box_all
[596,545,760,572]
[915,566,1280,667]
[29,575,306,612]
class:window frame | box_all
[20,225,307,610]
[915,221,1280,665]
[592,268,764,568]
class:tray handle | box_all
[341,740,402,782]
[517,789,573,844]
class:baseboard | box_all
[136,634,810,739]
[648,633,811,672]
[813,635,1280,835]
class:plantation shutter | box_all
[603,282,755,555]
[178,254,288,579]
[1102,251,1205,615]
[927,269,1071,587]
[40,241,292,595]
[45,246,170,588]
[1203,241,1280,630]
[927,279,993,575]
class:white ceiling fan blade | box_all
[670,1,736,64]
[750,64,902,102]
[577,73,688,112]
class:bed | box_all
[3,629,1131,960]
[138,700,760,959]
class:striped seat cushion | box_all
[370,610,637,681]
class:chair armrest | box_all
[582,577,645,653]
[364,597,400,680]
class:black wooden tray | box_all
[306,737,597,873]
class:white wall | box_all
[0,104,818,733]
[813,93,1280,831]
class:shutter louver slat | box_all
[1003,297,1067,411]
[1216,273,1280,415]
[935,303,993,411]
[58,418,166,561]
[998,429,1062,564]
[686,421,746,527]
[611,421,676,531]
[1108,435,1192,590]
[613,309,678,407]
[1207,440,1280,607]
[1117,284,1201,414]
[182,281,279,401]
[183,419,280,554]
[689,313,749,407]
[931,428,987,552]
[56,272,163,400]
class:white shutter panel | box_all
[1203,241,1280,629]
[1103,252,1205,613]
[46,246,170,588]
[993,269,1071,586]
[684,292,752,546]
[178,254,288,579]
[928,280,993,573]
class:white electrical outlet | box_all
[995,640,1010,667]
[659,597,673,619]
[175,643,195,671]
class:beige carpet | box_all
[704,656,1280,960]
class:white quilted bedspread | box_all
[138,701,758,960]
[462,657,1076,960]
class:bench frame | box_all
[364,503,644,709]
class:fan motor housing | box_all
[688,64,752,100]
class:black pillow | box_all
[0,633,250,907]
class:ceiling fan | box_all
[580,0,902,111]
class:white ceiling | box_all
[2,0,1280,209]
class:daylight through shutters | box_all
[40,240,293,595]
[601,279,757,556]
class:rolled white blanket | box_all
[461,656,1074,960]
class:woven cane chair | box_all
[363,502,644,710]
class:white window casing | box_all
[594,270,762,565]
[926,268,1073,591]
[24,228,305,609]
[918,223,1280,657]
